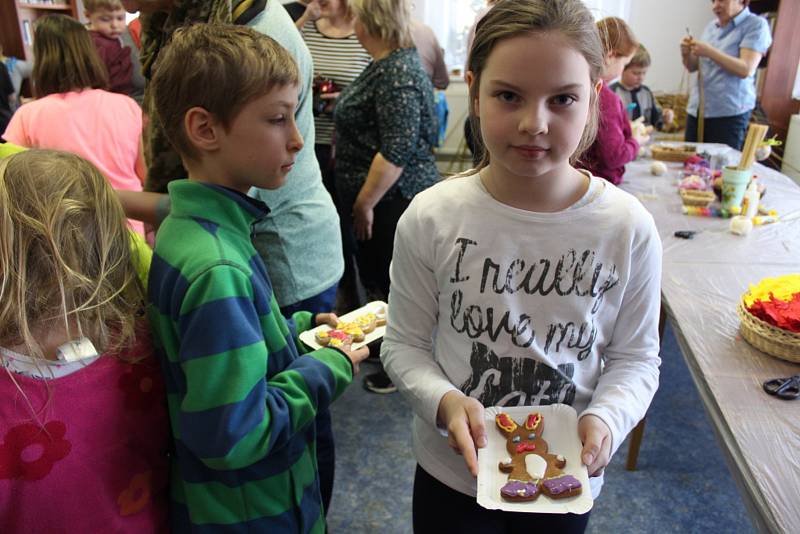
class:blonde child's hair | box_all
[32,15,109,98]
[596,17,638,58]
[83,0,125,13]
[626,44,651,70]
[349,0,413,49]
[0,150,144,361]
[466,0,605,171]
[150,23,300,161]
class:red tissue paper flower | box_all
[747,293,800,333]
[0,421,71,481]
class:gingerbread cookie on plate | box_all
[315,329,351,347]
[354,313,377,334]
[495,412,582,502]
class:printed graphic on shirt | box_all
[459,340,576,407]
[448,237,620,407]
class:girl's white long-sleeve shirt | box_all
[381,173,662,498]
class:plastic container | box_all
[743,179,759,218]
[721,166,751,209]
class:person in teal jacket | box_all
[146,24,367,532]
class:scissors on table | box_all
[762,375,800,400]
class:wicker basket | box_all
[652,144,697,162]
[655,93,688,134]
[737,300,800,363]
[679,189,716,207]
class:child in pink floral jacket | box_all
[0,150,169,532]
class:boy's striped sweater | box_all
[148,180,353,533]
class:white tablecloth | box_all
[621,144,800,534]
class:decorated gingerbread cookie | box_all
[338,323,365,343]
[374,306,387,326]
[314,330,330,346]
[495,412,581,502]
[355,313,377,334]
[315,329,351,347]
[328,337,347,348]
[310,304,387,349]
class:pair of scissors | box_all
[762,375,800,400]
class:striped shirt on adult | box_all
[300,20,371,146]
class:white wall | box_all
[628,0,711,94]
[280,0,709,94]
[437,0,714,158]
[280,0,714,158]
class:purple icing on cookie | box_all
[500,480,539,499]
[542,475,581,495]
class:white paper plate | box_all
[299,301,387,350]
[477,404,593,514]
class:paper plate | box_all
[477,404,593,514]
[299,301,387,351]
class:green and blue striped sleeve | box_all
[174,264,352,470]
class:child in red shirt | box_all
[85,0,136,97]
[582,17,649,185]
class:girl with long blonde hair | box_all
[0,150,169,532]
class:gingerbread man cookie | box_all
[372,305,387,326]
[495,412,582,502]
[315,329,351,347]
[337,322,365,343]
[313,307,386,348]
[354,313,377,334]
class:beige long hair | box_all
[466,0,605,171]
[0,150,144,360]
[32,14,109,98]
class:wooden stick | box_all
[738,127,756,170]
[697,68,705,143]
[738,124,768,170]
[739,125,757,170]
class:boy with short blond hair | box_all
[147,23,367,532]
[610,44,674,130]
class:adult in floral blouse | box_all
[334,0,439,393]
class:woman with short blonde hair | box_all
[335,0,439,394]
[349,0,413,49]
